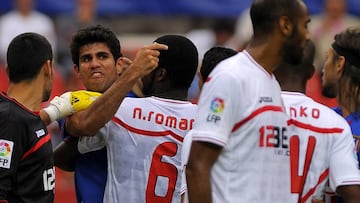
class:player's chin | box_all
[88,84,107,93]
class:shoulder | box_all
[284,94,348,128]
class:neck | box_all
[277,74,306,93]
[246,35,283,74]
[7,80,44,111]
[152,89,189,101]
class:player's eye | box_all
[98,53,109,60]
[80,55,91,63]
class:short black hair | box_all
[70,24,122,67]
[7,32,52,83]
[154,35,198,89]
[200,46,237,80]
[250,0,301,36]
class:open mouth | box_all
[90,72,103,78]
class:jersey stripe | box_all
[287,119,344,134]
[21,134,51,160]
[231,105,284,132]
[301,168,329,203]
[112,117,184,142]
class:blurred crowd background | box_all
[0,0,359,202]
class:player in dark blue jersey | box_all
[333,107,360,159]
[0,33,55,203]
[321,27,360,203]
[53,24,166,203]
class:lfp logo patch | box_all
[210,97,225,113]
[0,140,14,169]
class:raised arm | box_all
[66,43,167,137]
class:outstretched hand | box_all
[130,42,168,77]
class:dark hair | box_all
[7,32,52,83]
[70,24,122,67]
[275,39,315,86]
[284,39,315,75]
[332,27,360,112]
[200,46,237,80]
[250,0,301,36]
[154,35,198,89]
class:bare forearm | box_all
[66,43,167,136]
[186,168,213,203]
[67,69,139,136]
[39,110,51,126]
[186,141,222,203]
[337,185,360,203]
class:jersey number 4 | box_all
[146,142,178,203]
[290,135,316,203]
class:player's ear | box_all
[43,59,53,79]
[155,67,167,81]
[279,16,294,37]
[336,55,346,74]
[117,57,133,76]
[73,64,81,79]
[115,57,124,76]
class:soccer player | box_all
[321,27,360,203]
[185,0,311,202]
[181,46,237,203]
[77,35,198,203]
[196,46,238,90]
[0,33,55,202]
[51,25,167,203]
[274,39,360,203]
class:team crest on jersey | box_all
[0,139,14,169]
[210,97,225,113]
[206,97,224,123]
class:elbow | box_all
[76,125,99,137]
[186,160,203,179]
[67,119,101,137]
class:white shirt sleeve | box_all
[329,123,360,191]
[180,131,193,203]
[180,131,193,194]
[77,124,109,154]
[191,68,240,146]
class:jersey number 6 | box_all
[146,141,178,203]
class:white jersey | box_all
[180,130,192,203]
[282,92,360,202]
[191,51,293,203]
[78,97,197,203]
